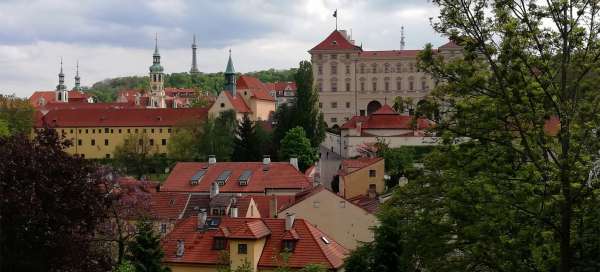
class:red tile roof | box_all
[242,195,295,218]
[224,92,251,113]
[340,157,383,176]
[37,102,138,111]
[264,82,297,92]
[347,194,381,214]
[237,75,266,90]
[439,40,462,49]
[161,162,311,194]
[341,105,431,131]
[162,217,348,269]
[249,89,275,101]
[29,90,92,108]
[35,107,208,128]
[310,30,362,52]
[150,192,190,220]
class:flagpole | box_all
[336,9,338,30]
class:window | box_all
[384,63,390,73]
[385,81,389,92]
[283,240,296,252]
[313,200,320,208]
[409,63,415,72]
[127,129,131,133]
[118,129,122,133]
[91,139,95,146]
[331,81,337,92]
[318,81,323,92]
[360,110,365,116]
[421,80,428,90]
[331,102,337,108]
[104,128,109,133]
[143,129,146,133]
[372,81,377,92]
[159,128,163,133]
[371,63,377,73]
[98,129,101,134]
[331,64,337,75]
[360,64,365,73]
[238,243,248,254]
[138,139,143,146]
[162,139,167,146]
[345,82,350,92]
[318,65,323,75]
[360,82,365,91]
[105,154,111,159]
[149,139,154,146]
[345,53,350,59]
[168,128,172,133]
[318,102,323,108]
[104,139,109,146]
[346,102,351,108]
[160,223,167,234]
[330,118,337,123]
[78,129,82,134]
[220,103,225,108]
[92,129,95,133]
[369,169,376,177]
[70,129,73,134]
[135,129,139,133]
[397,79,402,91]
[317,54,322,60]
[151,128,155,133]
[409,81,414,91]
[396,63,402,73]
[213,238,226,250]
[331,54,337,59]
[78,139,82,146]
[345,65,350,74]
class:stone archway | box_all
[366,100,382,115]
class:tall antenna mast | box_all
[400,26,406,50]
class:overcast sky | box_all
[0,0,446,97]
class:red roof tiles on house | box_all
[224,92,251,113]
[310,30,362,52]
[237,75,266,90]
[35,107,208,128]
[264,82,297,92]
[29,90,92,108]
[347,194,381,214]
[340,157,383,176]
[243,195,295,218]
[161,162,311,194]
[150,192,190,220]
[162,216,348,269]
[249,89,275,101]
[340,105,431,131]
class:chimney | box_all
[263,155,271,171]
[285,212,295,231]
[176,240,185,257]
[230,206,238,218]
[210,182,219,199]
[269,195,278,218]
[289,157,299,171]
[197,210,207,230]
[208,155,216,165]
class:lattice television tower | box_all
[400,26,406,50]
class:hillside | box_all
[85,68,296,102]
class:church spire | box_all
[57,57,66,91]
[190,34,199,74]
[74,60,81,91]
[224,49,236,97]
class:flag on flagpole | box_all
[333,9,337,17]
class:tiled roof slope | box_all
[310,30,362,51]
[35,108,208,128]
[341,105,431,131]
[237,75,266,90]
[161,162,311,193]
[347,194,381,214]
[224,92,251,113]
[150,192,190,220]
[162,217,348,269]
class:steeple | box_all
[74,60,81,91]
[190,34,199,74]
[149,33,165,108]
[224,49,236,97]
[56,58,68,102]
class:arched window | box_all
[331,62,337,75]
[396,63,402,73]
[331,78,338,92]
[371,63,377,73]
[409,76,415,91]
[396,77,402,91]
[384,63,390,73]
[360,63,366,73]
[372,78,377,92]
[421,77,428,90]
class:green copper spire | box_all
[224,49,236,96]
[74,60,81,90]
[56,57,66,91]
[150,33,164,73]
[225,49,235,74]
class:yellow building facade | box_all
[339,158,385,199]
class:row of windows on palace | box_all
[317,78,430,92]
[316,61,423,75]
[73,137,168,148]
[56,127,175,135]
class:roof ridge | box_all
[178,193,193,220]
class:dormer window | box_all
[213,237,226,250]
[282,240,296,252]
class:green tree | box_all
[0,94,34,135]
[126,220,171,272]
[344,243,375,272]
[392,96,414,114]
[293,61,326,147]
[233,259,253,272]
[115,260,135,272]
[299,264,327,272]
[351,0,600,271]
[273,103,295,159]
[279,127,317,172]
[0,119,9,137]
[113,134,159,179]
[232,114,260,161]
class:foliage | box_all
[344,243,375,272]
[126,220,171,272]
[293,60,326,147]
[272,103,295,159]
[114,260,135,272]
[87,76,149,102]
[273,251,292,272]
[0,129,112,271]
[392,96,414,114]
[232,114,260,161]
[168,110,237,162]
[0,94,34,136]
[299,264,327,272]
[233,259,253,272]
[350,0,600,271]
[279,127,317,172]
[245,68,297,83]
[113,133,168,179]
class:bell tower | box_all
[56,58,68,102]
[149,34,166,108]
[224,49,236,97]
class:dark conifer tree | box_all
[126,220,171,272]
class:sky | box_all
[0,0,446,98]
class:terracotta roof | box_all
[372,104,396,115]
[439,40,462,49]
[340,106,431,131]
[359,50,422,58]
[224,92,251,113]
[180,194,211,219]
[161,162,311,194]
[35,107,208,128]
[237,75,266,90]
[249,89,275,101]
[29,90,92,108]
[37,102,138,111]
[164,88,195,95]
[347,194,381,213]
[244,195,295,218]
[150,192,190,220]
[162,217,348,269]
[264,82,297,92]
[340,157,383,176]
[310,30,362,51]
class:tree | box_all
[232,114,260,161]
[299,264,327,272]
[126,220,171,272]
[273,103,296,159]
[0,94,34,135]
[279,127,317,172]
[351,0,600,271]
[392,96,414,115]
[0,118,9,137]
[113,133,159,179]
[0,129,112,271]
[293,61,326,147]
[344,243,375,272]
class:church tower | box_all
[190,34,199,74]
[73,60,81,91]
[224,50,236,97]
[56,58,68,102]
[149,34,166,108]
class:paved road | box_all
[317,145,342,190]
